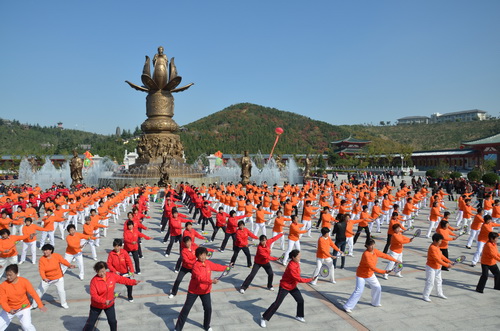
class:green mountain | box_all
[2,103,500,166]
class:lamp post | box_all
[400,155,404,170]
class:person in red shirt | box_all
[343,239,399,313]
[240,232,283,293]
[124,221,151,274]
[164,210,189,257]
[169,236,196,298]
[219,210,246,252]
[107,239,136,302]
[82,261,141,331]
[210,207,229,242]
[230,221,258,267]
[260,249,313,327]
[476,231,500,293]
[422,233,452,302]
[199,201,217,232]
[174,246,227,331]
[0,264,47,330]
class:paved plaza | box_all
[3,175,500,331]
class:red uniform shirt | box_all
[107,249,135,274]
[254,233,283,265]
[188,260,226,295]
[89,272,137,309]
[280,260,313,291]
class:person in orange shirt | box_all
[62,224,95,280]
[343,239,399,313]
[11,206,25,236]
[243,200,257,231]
[310,227,341,285]
[0,264,47,330]
[475,231,500,293]
[436,220,458,271]
[422,233,452,302]
[0,211,12,231]
[471,215,500,266]
[282,215,307,266]
[302,200,319,237]
[426,202,445,238]
[353,205,374,245]
[383,224,412,279]
[34,244,76,309]
[270,210,290,251]
[40,209,57,248]
[19,217,48,265]
[254,204,273,237]
[466,208,484,249]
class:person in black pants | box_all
[383,212,400,254]
[240,233,283,293]
[476,231,500,293]
[219,211,245,252]
[230,221,258,267]
[170,236,195,298]
[353,205,372,244]
[332,213,347,269]
[260,250,313,328]
[83,262,140,331]
[211,207,228,242]
[174,247,227,331]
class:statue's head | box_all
[73,150,78,157]
[244,151,249,156]
[158,46,164,54]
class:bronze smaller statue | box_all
[240,151,252,186]
[70,150,84,185]
[303,154,311,182]
[157,153,171,187]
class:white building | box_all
[397,116,430,125]
[430,109,487,123]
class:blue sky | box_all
[1,1,499,134]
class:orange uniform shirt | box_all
[0,277,44,311]
[288,223,306,241]
[481,241,500,266]
[65,232,92,255]
[39,252,71,280]
[356,248,396,278]
[316,236,340,259]
[426,244,451,269]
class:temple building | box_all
[330,136,371,157]
[411,132,500,170]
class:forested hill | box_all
[2,103,500,164]
[179,103,351,158]
[179,103,500,160]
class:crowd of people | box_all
[0,176,498,330]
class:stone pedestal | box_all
[134,89,185,166]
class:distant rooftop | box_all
[398,116,430,120]
[462,132,500,146]
[330,136,371,144]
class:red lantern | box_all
[275,127,284,135]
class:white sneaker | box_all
[79,275,84,281]
[438,294,447,299]
[174,270,179,273]
[422,297,432,302]
[61,303,69,309]
[310,282,317,286]
[168,294,174,299]
[18,261,24,265]
[164,254,169,257]
[295,317,305,323]
[207,328,213,331]
[372,304,382,307]
[239,289,245,294]
[128,299,134,303]
[268,287,274,291]
[331,280,336,284]
[382,274,388,280]
[396,273,403,278]
[260,318,267,328]
[343,307,352,313]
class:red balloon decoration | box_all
[275,127,284,135]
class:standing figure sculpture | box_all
[303,154,311,183]
[70,150,84,185]
[157,153,171,187]
[240,151,252,186]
